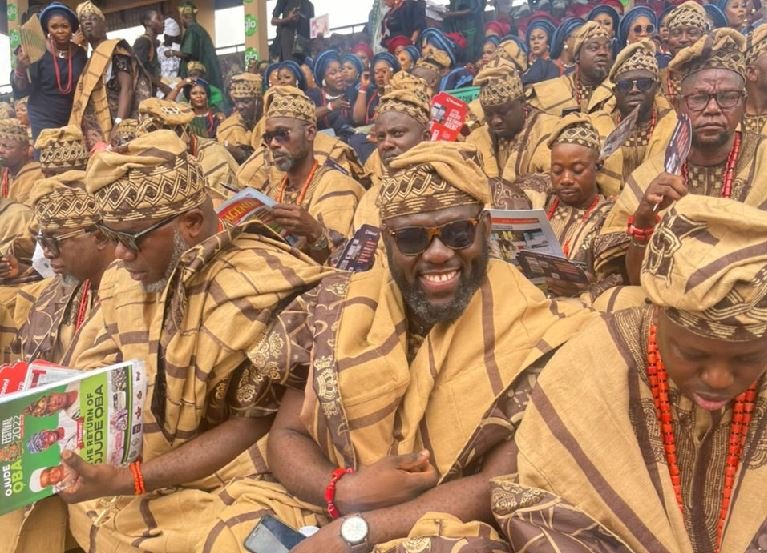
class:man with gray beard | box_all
[56,129,335,553]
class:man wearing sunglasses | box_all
[599,28,767,286]
[201,142,595,553]
[57,130,334,553]
[259,86,364,262]
[606,40,678,180]
[743,24,767,134]
[660,1,709,103]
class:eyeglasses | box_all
[682,90,744,112]
[98,213,178,253]
[632,24,655,34]
[386,214,483,256]
[615,77,656,93]
[36,227,95,258]
[262,128,292,146]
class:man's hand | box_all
[634,172,687,228]
[272,204,324,242]
[0,255,19,280]
[290,519,346,553]
[335,450,439,514]
[58,450,133,503]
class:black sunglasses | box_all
[616,77,656,93]
[386,214,483,256]
[262,128,292,146]
[98,214,178,253]
[37,227,95,258]
[632,24,655,34]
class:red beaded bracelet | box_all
[627,214,660,244]
[129,460,145,496]
[324,467,353,519]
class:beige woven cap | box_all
[85,130,206,224]
[609,39,659,81]
[572,21,611,57]
[475,58,524,107]
[76,0,104,20]
[669,28,746,82]
[746,23,767,66]
[666,0,708,31]
[642,194,767,341]
[378,142,491,220]
[378,71,433,126]
[230,73,263,99]
[139,98,196,128]
[264,85,317,125]
[34,125,89,172]
[0,118,30,145]
[493,39,529,72]
[31,171,100,233]
[546,113,601,152]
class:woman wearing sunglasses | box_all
[519,115,623,300]
[618,6,658,49]
[607,40,677,180]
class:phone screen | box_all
[243,515,305,553]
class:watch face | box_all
[341,515,368,544]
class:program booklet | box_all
[0,360,146,515]
[430,92,468,142]
[216,188,298,245]
[516,250,589,285]
[334,225,380,272]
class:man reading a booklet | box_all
[197,142,596,553]
[55,129,333,553]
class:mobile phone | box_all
[243,515,305,553]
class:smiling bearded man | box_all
[197,141,596,553]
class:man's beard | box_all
[273,144,309,172]
[387,240,490,327]
[692,129,731,150]
[143,230,188,293]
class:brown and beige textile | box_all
[669,28,746,82]
[572,21,611,56]
[547,113,601,152]
[609,39,659,80]
[377,71,432,126]
[666,0,708,31]
[475,59,523,108]
[31,171,99,232]
[0,119,29,145]
[34,125,89,173]
[747,23,767,66]
[229,72,262,99]
[264,85,317,125]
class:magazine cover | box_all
[0,360,146,515]
[516,251,589,285]
[334,225,380,272]
[430,92,468,142]
[216,188,298,245]
[489,209,564,265]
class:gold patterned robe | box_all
[527,73,613,117]
[493,306,767,553]
[191,136,241,201]
[216,112,263,151]
[198,260,597,552]
[742,112,767,135]
[65,222,334,553]
[596,132,767,277]
[1,161,43,207]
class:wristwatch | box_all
[340,514,369,552]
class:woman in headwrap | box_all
[380,0,426,52]
[550,17,584,75]
[618,6,657,48]
[167,78,221,138]
[480,35,501,68]
[264,60,307,91]
[420,27,458,69]
[309,50,355,132]
[715,0,751,31]
[396,45,420,72]
[524,16,560,84]
[351,42,374,71]
[353,52,400,125]
[11,2,87,144]
[588,3,622,39]
[341,53,363,89]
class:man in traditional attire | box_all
[198,142,595,553]
[138,98,240,203]
[603,40,678,181]
[56,130,333,553]
[597,29,767,286]
[216,73,264,164]
[34,125,90,178]
[528,21,614,117]
[744,24,767,134]
[175,3,224,91]
[69,1,151,147]
[133,8,167,97]
[259,86,365,261]
[660,1,708,104]
[0,118,42,206]
[493,194,767,553]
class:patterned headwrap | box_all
[378,142,491,220]
[34,125,89,172]
[609,39,659,80]
[187,61,206,76]
[546,113,601,152]
[572,20,611,58]
[32,171,100,233]
[421,27,457,68]
[139,98,195,129]
[642,195,767,341]
[669,28,746,82]
[746,23,767,66]
[179,2,198,16]
[76,0,104,21]
[264,86,317,125]
[372,52,401,73]
[0,119,29,146]
[314,50,342,84]
[666,1,708,32]
[551,17,585,59]
[403,45,420,64]
[494,37,529,71]
[618,6,657,47]
[378,71,432,126]
[230,73,263,99]
[475,59,524,107]
[85,130,206,224]
[415,48,453,72]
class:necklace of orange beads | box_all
[277,161,318,205]
[647,321,757,553]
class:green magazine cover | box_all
[0,360,146,515]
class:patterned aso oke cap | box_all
[746,23,767,66]
[31,171,100,233]
[112,118,140,145]
[230,73,263,100]
[668,28,746,82]
[85,130,206,224]
[187,61,206,75]
[138,98,195,129]
[377,71,432,127]
[494,37,529,72]
[666,1,708,31]
[546,113,601,152]
[264,86,317,125]
[475,59,524,108]
[76,0,104,20]
[642,195,767,341]
[378,142,491,221]
[0,119,30,145]
[572,20,611,58]
[416,47,453,72]
[34,125,89,172]
[609,39,659,81]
